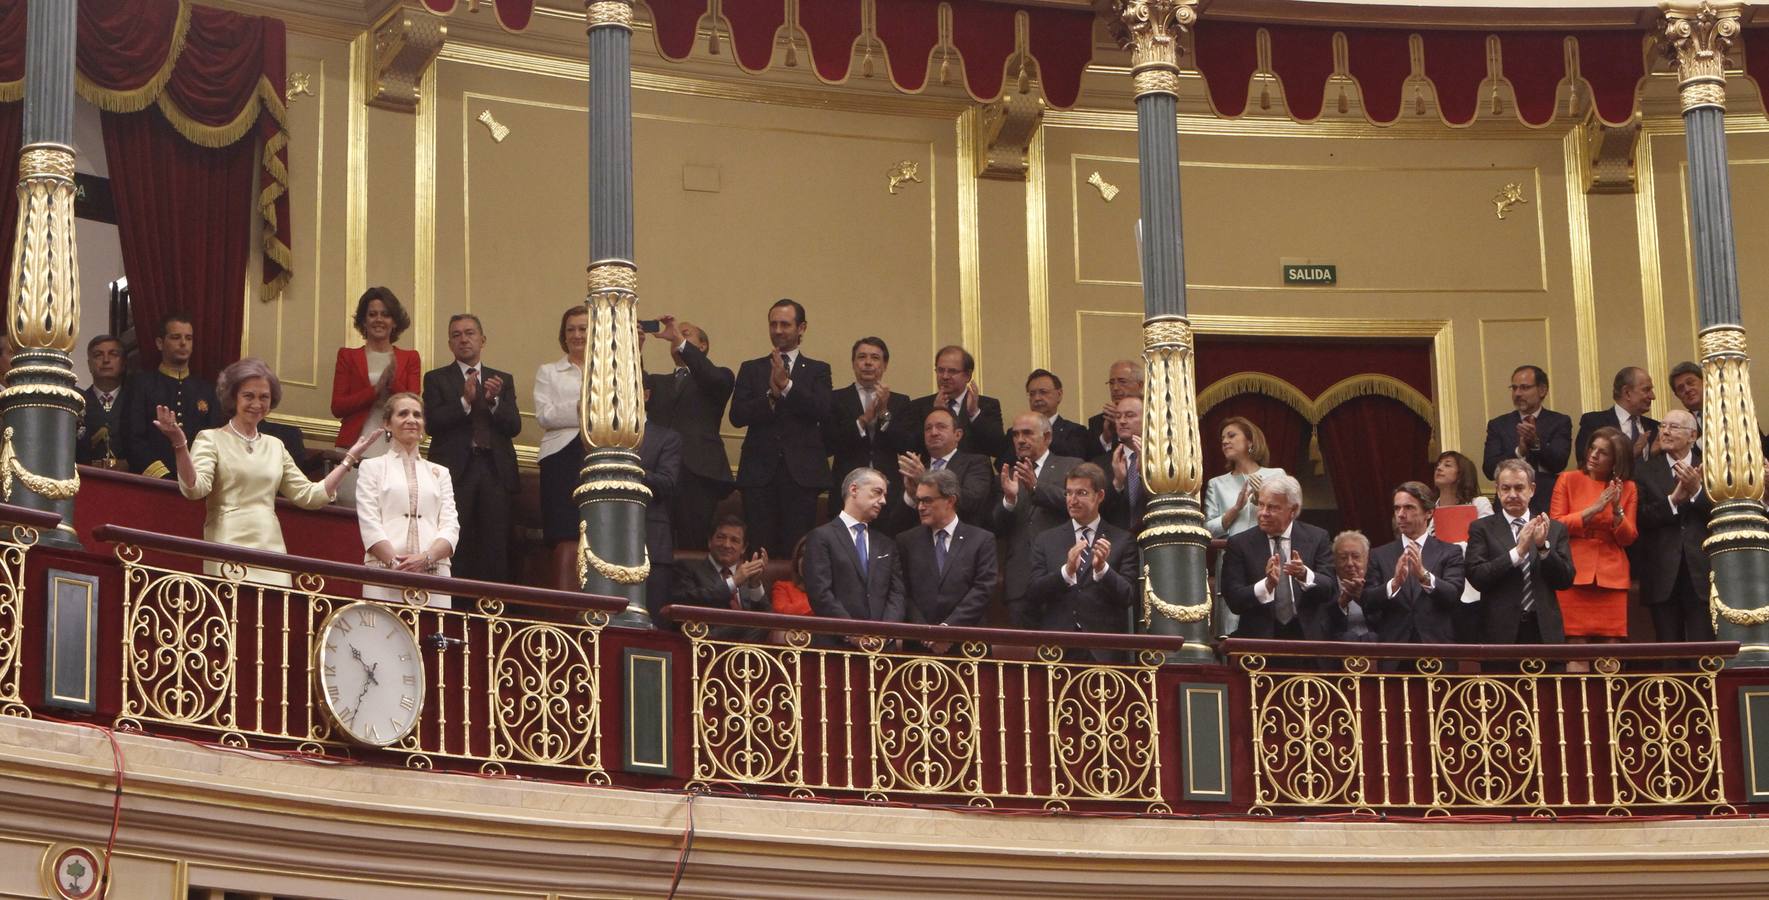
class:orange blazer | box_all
[1550,468,1638,590]
[331,346,423,446]
[770,580,813,616]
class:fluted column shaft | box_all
[579,1,651,627]
[1661,2,1769,666]
[1114,1,1211,661]
[3,0,82,546]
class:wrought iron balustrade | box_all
[0,503,64,717]
[91,525,627,780]
[1224,639,1739,816]
[663,605,1186,812]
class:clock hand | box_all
[365,661,379,686]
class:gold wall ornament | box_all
[1493,182,1529,220]
[973,94,1045,181]
[1110,0,1198,96]
[287,72,315,102]
[580,263,645,450]
[8,143,79,354]
[1660,2,1741,112]
[0,428,79,502]
[585,1,635,31]
[887,160,923,195]
[577,522,650,585]
[365,6,447,113]
[1086,171,1120,202]
[475,109,510,143]
[1697,326,1765,502]
[1141,316,1204,496]
[1583,114,1641,195]
[1139,566,1210,627]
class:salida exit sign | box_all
[1282,264,1336,286]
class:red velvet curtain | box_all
[1316,396,1434,541]
[1200,394,1311,478]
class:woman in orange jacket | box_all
[1550,426,1638,662]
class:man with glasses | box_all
[1087,359,1143,454]
[897,469,998,637]
[1481,364,1571,516]
[1632,409,1713,641]
[907,345,1005,459]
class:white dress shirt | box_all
[1613,403,1646,444]
[773,347,799,397]
[854,383,891,436]
[1386,533,1437,596]
[1060,516,1105,585]
[1253,524,1317,604]
[533,356,583,460]
[456,359,503,414]
[1002,449,1052,510]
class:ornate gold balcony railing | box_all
[0,503,57,717]
[1223,639,1737,816]
[664,605,1186,812]
[93,525,627,780]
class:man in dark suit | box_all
[897,407,994,526]
[826,336,914,535]
[898,469,998,637]
[730,298,833,557]
[1633,409,1714,642]
[1576,366,1659,464]
[672,516,771,640]
[1330,531,1379,642]
[994,411,1081,627]
[77,334,129,467]
[422,313,521,585]
[1027,463,1139,657]
[1086,359,1143,455]
[1480,364,1572,517]
[1093,397,1147,532]
[1466,459,1574,645]
[123,313,217,478]
[1361,482,1467,644]
[906,345,1005,460]
[804,467,906,628]
[1221,474,1338,640]
[646,316,734,552]
[639,416,684,624]
[1025,369,1092,462]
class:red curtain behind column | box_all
[1316,396,1434,541]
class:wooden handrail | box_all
[0,500,67,531]
[79,464,358,520]
[91,524,629,614]
[1219,637,1740,661]
[660,604,1189,653]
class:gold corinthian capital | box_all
[1113,0,1198,97]
[1659,2,1742,112]
[8,143,79,353]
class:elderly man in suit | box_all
[730,298,833,557]
[898,407,994,526]
[1361,482,1467,644]
[1481,364,1572,517]
[77,334,130,467]
[1024,369,1092,462]
[646,315,735,552]
[804,467,907,631]
[1221,474,1338,640]
[827,336,915,535]
[1095,396,1147,532]
[1577,366,1659,463]
[1466,459,1574,647]
[1026,463,1140,657]
[898,469,999,642]
[1633,409,1714,641]
[1086,359,1143,454]
[906,345,1006,460]
[422,313,521,585]
[993,411,1081,627]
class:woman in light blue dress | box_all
[1203,417,1288,637]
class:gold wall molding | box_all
[956,109,983,368]
[1025,125,1051,370]
[346,33,369,336]
[1562,126,1604,415]
[414,64,438,375]
[1635,126,1671,421]
[365,4,448,113]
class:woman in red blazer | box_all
[1550,425,1638,666]
[332,287,422,448]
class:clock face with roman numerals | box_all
[315,602,425,747]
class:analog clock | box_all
[314,602,425,747]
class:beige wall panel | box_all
[1477,318,1552,422]
[0,835,49,895]
[977,175,1033,403]
[1588,187,1649,413]
[1071,155,1142,287]
[109,854,181,899]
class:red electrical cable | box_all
[665,791,697,900]
[65,722,125,894]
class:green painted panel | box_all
[623,647,672,775]
[1182,682,1230,802]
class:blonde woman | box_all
[355,392,460,609]
[1203,417,1288,636]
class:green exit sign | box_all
[1283,264,1336,286]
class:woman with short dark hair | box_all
[1551,426,1639,664]
[331,287,422,503]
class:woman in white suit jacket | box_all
[355,393,460,609]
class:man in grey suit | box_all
[1027,463,1140,657]
[898,470,999,643]
[1633,409,1713,641]
[1466,459,1573,646]
[804,467,907,632]
[1361,482,1467,644]
[993,412,1080,627]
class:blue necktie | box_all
[852,523,869,578]
[931,457,946,471]
[935,529,949,574]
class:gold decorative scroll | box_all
[1141,316,1203,496]
[577,522,650,586]
[8,144,79,354]
[1660,2,1740,112]
[1140,565,1210,627]
[580,262,645,451]
[1697,326,1764,503]
[1113,1,1199,97]
[0,428,79,502]
[586,1,634,30]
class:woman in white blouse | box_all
[1202,417,1288,636]
[534,305,590,546]
[355,392,460,609]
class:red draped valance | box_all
[0,0,290,300]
